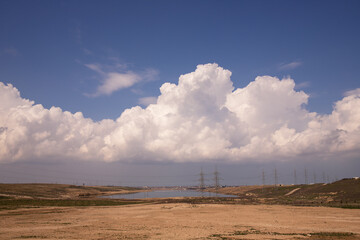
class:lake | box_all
[102,190,238,199]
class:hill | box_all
[0,183,144,210]
[0,183,140,199]
[212,178,360,208]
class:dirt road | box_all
[1,204,359,239]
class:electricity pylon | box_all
[262,170,266,186]
[261,170,266,193]
[199,168,205,190]
[213,167,220,190]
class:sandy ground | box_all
[1,203,360,240]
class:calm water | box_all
[102,190,238,199]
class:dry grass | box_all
[0,183,141,199]
[208,178,360,208]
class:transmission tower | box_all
[304,168,308,185]
[213,166,220,190]
[261,170,266,193]
[274,168,278,187]
[294,169,297,185]
[262,170,265,186]
[313,171,317,184]
[199,168,205,190]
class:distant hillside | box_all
[0,183,140,199]
[1,179,359,209]
[214,178,360,208]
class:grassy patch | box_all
[17,236,47,239]
[0,183,142,199]
[233,229,261,235]
[210,234,222,237]
[312,232,354,237]
[339,205,360,209]
[212,178,360,207]
[209,228,356,239]
[0,198,143,211]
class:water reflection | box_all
[102,190,237,199]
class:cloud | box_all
[138,97,157,106]
[82,48,93,55]
[142,68,159,82]
[84,63,105,75]
[278,61,302,70]
[1,63,360,163]
[91,71,141,96]
[295,81,310,89]
[344,88,360,97]
[3,47,19,57]
[85,63,158,97]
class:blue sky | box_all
[1,0,359,120]
[1,0,360,186]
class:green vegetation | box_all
[235,178,360,208]
[0,195,11,199]
[1,179,359,209]
[209,228,356,239]
[0,183,141,199]
[0,198,143,211]
[17,236,47,239]
[311,232,354,237]
[0,183,145,211]
[339,205,360,209]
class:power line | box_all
[199,168,205,189]
[213,166,220,190]
[261,169,266,193]
[262,170,265,186]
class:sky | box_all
[0,0,360,186]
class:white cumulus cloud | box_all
[138,97,157,106]
[1,63,360,163]
[279,61,302,70]
[85,63,158,97]
[93,71,141,96]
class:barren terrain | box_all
[1,203,360,239]
[1,181,360,239]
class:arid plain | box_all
[1,204,360,239]
[1,181,360,239]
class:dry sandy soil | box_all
[1,203,360,240]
